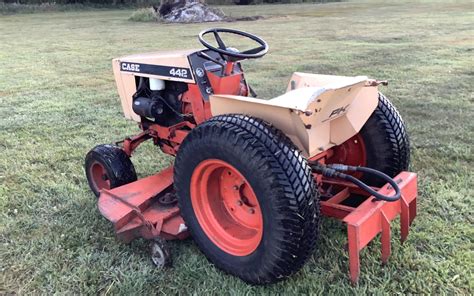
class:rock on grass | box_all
[159,0,226,23]
[129,0,226,23]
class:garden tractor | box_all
[85,28,417,284]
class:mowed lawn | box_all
[1,1,473,294]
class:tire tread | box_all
[174,115,319,284]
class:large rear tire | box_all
[360,93,410,185]
[174,115,319,285]
[328,93,410,186]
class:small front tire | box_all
[84,144,137,197]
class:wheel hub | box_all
[190,159,263,256]
[327,133,367,167]
[90,161,111,192]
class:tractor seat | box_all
[268,87,327,111]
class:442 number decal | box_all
[169,68,188,78]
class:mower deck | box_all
[98,168,417,283]
[98,167,188,243]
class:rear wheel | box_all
[190,159,263,256]
[328,93,410,186]
[85,144,137,197]
[174,115,319,284]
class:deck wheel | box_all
[150,238,172,268]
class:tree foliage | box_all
[2,0,341,4]
[2,0,161,4]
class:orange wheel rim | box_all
[327,134,366,178]
[328,133,367,166]
[190,159,263,256]
[90,161,110,192]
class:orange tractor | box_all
[85,28,417,284]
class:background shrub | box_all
[1,0,342,6]
[128,7,157,21]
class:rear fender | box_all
[209,73,379,158]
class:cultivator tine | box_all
[381,212,391,264]
[410,199,417,224]
[347,224,360,284]
[400,197,410,242]
[400,178,418,243]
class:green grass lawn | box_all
[1,1,473,294]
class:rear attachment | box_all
[310,162,417,284]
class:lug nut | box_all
[233,185,239,190]
[237,200,243,206]
[248,208,255,214]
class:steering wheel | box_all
[198,28,268,61]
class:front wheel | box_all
[84,144,137,197]
[174,115,319,285]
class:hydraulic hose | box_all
[311,163,401,202]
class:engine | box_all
[132,77,188,126]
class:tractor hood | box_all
[113,49,199,83]
[112,49,199,122]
